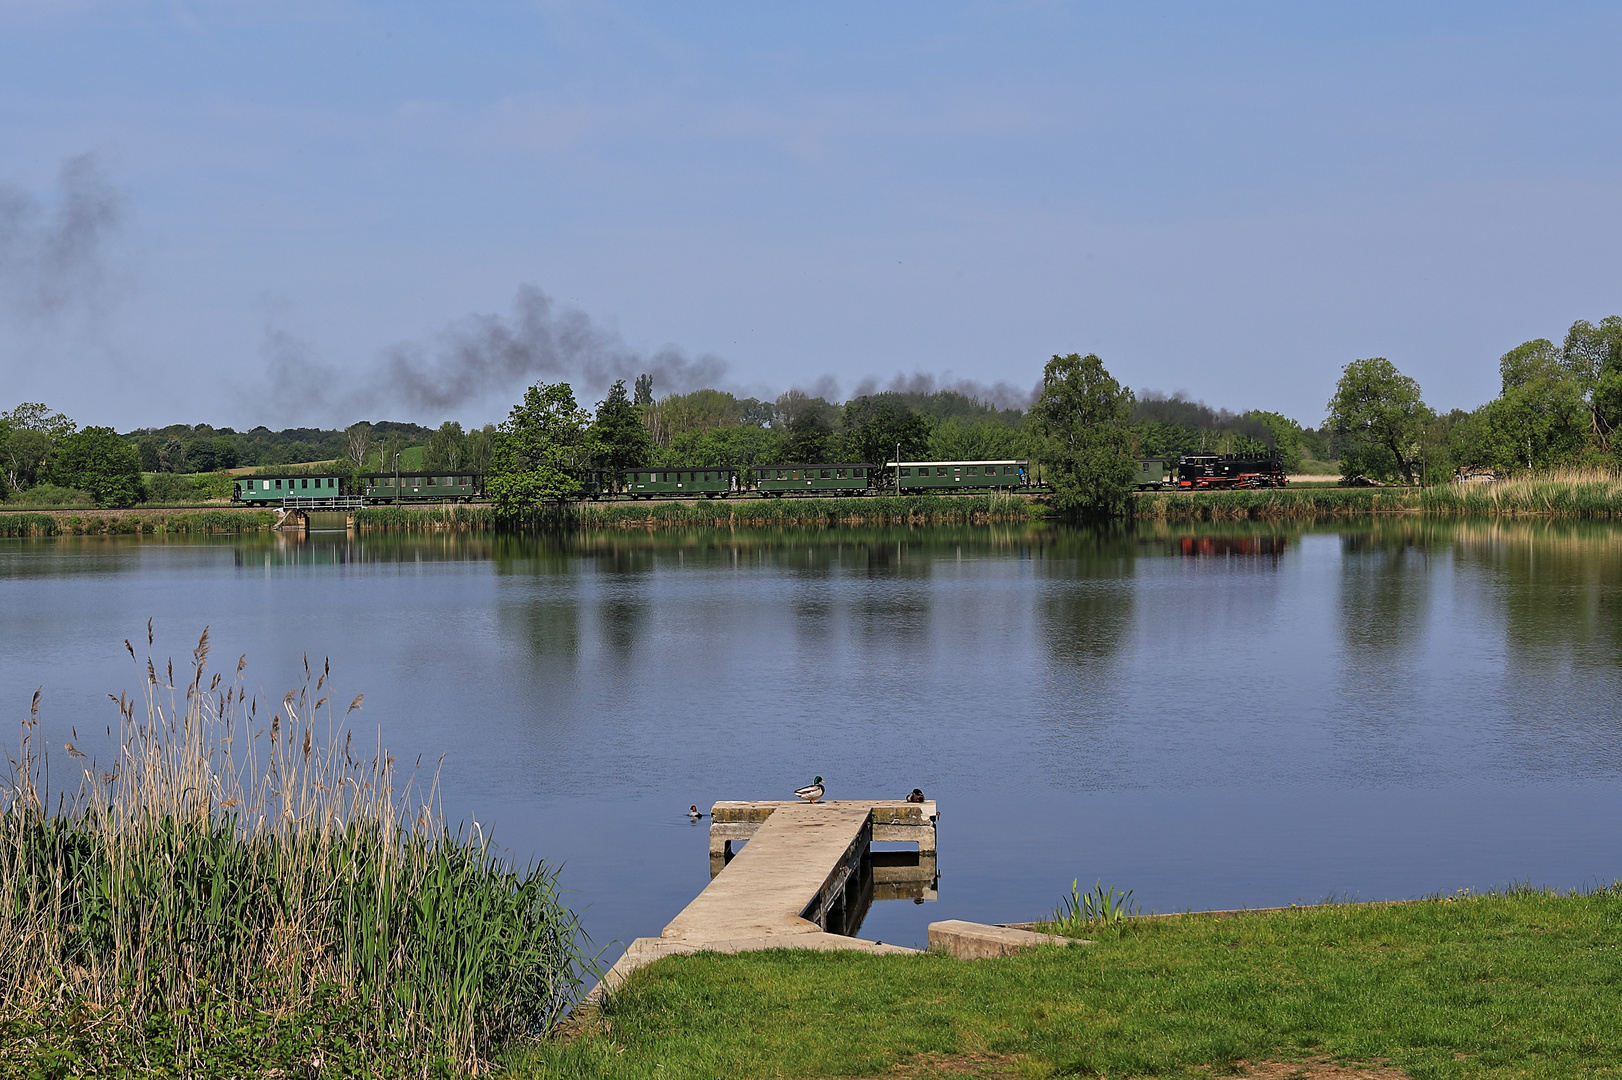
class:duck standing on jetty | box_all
[794,776,825,805]
[906,788,924,803]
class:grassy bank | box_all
[1137,471,1622,521]
[524,885,1622,1079]
[0,630,588,1077]
[0,509,278,537]
[356,493,1046,532]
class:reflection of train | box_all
[234,460,1037,505]
[1178,535,1288,558]
[1135,454,1287,491]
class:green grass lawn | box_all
[514,888,1622,1079]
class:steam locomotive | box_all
[1135,454,1287,491]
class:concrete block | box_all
[927,919,1090,959]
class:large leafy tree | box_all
[587,379,653,473]
[47,426,143,507]
[1326,358,1431,483]
[488,381,588,516]
[1560,315,1622,454]
[1,402,76,494]
[1029,352,1137,518]
[1481,339,1590,472]
[423,420,467,471]
[840,393,932,469]
[1244,411,1303,473]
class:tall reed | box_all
[0,625,587,1072]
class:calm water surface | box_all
[3,520,1621,963]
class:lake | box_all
[3,518,1620,965]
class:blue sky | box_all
[2,1,1619,430]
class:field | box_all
[520,886,1622,1079]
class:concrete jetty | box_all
[588,798,938,1000]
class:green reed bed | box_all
[1137,471,1622,521]
[0,509,277,537]
[572,492,1044,529]
[0,628,587,1077]
[356,504,498,530]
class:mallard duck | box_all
[794,776,825,805]
[687,805,704,820]
[906,788,924,803]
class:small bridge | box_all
[589,798,937,1000]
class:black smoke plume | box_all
[375,285,728,413]
[0,154,123,324]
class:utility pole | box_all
[895,442,901,496]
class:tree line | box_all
[5,311,1617,512]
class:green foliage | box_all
[658,424,784,469]
[47,426,144,507]
[490,381,590,516]
[773,390,837,462]
[926,415,1030,461]
[1244,410,1304,472]
[7,483,90,507]
[1030,352,1137,518]
[1051,880,1139,933]
[1560,314,1622,454]
[586,380,652,472]
[840,392,932,468]
[1,402,75,495]
[1326,357,1432,483]
[423,420,468,471]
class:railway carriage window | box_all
[820,470,831,479]
[936,467,947,476]
[835,469,845,479]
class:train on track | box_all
[232,460,1038,506]
[1135,453,1287,490]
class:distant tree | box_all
[1,402,75,493]
[132,434,161,472]
[423,420,467,471]
[587,380,652,474]
[48,427,143,507]
[633,373,654,407]
[488,381,589,516]
[1560,315,1622,454]
[375,432,405,476]
[926,416,1030,461]
[1480,339,1591,472]
[186,438,217,472]
[840,393,931,469]
[159,437,186,473]
[660,425,786,469]
[344,422,373,473]
[1244,411,1304,473]
[211,436,240,471]
[1326,358,1431,484]
[738,397,776,428]
[464,424,496,474]
[775,390,836,461]
[1029,352,1137,517]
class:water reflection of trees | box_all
[1335,529,1437,663]
[1446,520,1622,664]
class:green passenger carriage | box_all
[360,474,483,502]
[888,460,1030,492]
[234,475,347,503]
[618,468,737,498]
[752,464,873,496]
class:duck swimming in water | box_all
[687,805,704,820]
[794,776,825,805]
